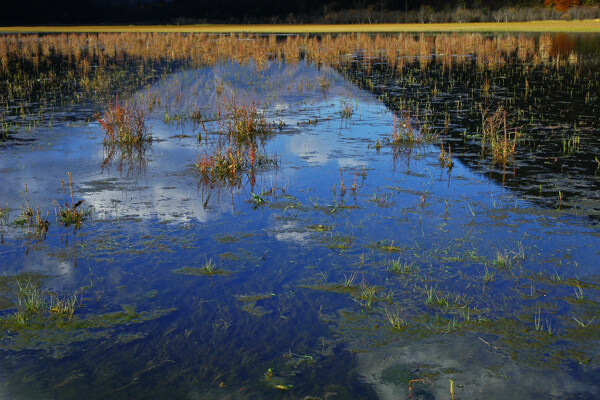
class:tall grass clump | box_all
[97,100,151,176]
[1,282,80,327]
[390,110,438,144]
[196,146,247,182]
[196,100,278,185]
[480,106,520,164]
[220,100,274,141]
[195,142,277,185]
[13,184,49,239]
[97,101,151,144]
[56,172,90,229]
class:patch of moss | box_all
[214,232,254,244]
[235,293,275,302]
[367,240,405,253]
[0,307,176,355]
[173,266,228,276]
[306,224,332,232]
[236,293,275,317]
[380,364,417,385]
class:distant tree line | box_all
[1,0,599,25]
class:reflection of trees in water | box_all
[550,33,577,57]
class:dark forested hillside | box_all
[1,0,599,25]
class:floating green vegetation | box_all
[369,192,394,207]
[441,249,484,264]
[300,282,359,296]
[235,293,275,303]
[388,259,418,275]
[385,305,407,330]
[218,250,255,262]
[306,224,333,232]
[493,246,525,270]
[251,192,267,207]
[304,281,386,310]
[422,285,470,311]
[173,259,228,276]
[482,266,495,284]
[369,240,405,253]
[325,233,354,251]
[0,304,176,354]
[0,273,47,293]
[235,293,275,317]
[313,200,360,214]
[0,281,80,332]
[214,232,255,243]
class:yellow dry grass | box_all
[2,21,600,34]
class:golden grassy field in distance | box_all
[2,20,600,34]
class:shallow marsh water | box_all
[1,33,600,399]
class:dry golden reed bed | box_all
[0,32,572,72]
[2,20,600,34]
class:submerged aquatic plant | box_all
[351,282,379,310]
[201,258,227,276]
[13,183,34,227]
[0,203,8,237]
[343,273,357,288]
[340,99,354,119]
[49,292,79,320]
[438,140,454,170]
[385,305,406,329]
[388,259,417,275]
[1,282,80,328]
[251,192,267,208]
[562,134,580,154]
[33,208,49,239]
[17,281,45,314]
[482,266,495,284]
[339,168,347,194]
[572,315,595,328]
